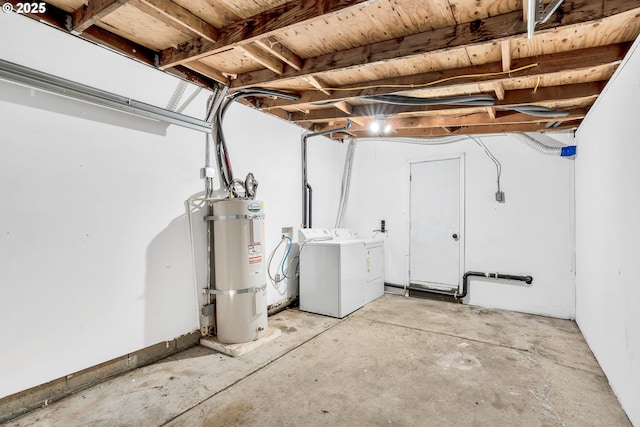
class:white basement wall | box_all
[342,134,575,318]
[304,135,349,229]
[574,36,640,425]
[0,13,325,398]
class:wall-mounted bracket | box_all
[528,0,564,39]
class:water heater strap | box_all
[204,214,265,221]
[205,284,266,295]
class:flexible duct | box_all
[366,94,496,106]
[335,138,357,228]
[507,105,570,117]
[311,94,496,107]
[314,95,569,119]
[514,133,577,157]
[355,134,576,158]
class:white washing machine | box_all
[298,228,365,318]
[330,228,358,241]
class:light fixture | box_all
[370,117,382,133]
[370,115,392,134]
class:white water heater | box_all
[212,199,268,344]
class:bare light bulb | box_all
[370,115,387,133]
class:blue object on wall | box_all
[561,146,577,157]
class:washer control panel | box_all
[298,228,332,243]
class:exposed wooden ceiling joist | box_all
[158,0,377,68]
[230,0,639,89]
[333,101,353,115]
[330,121,583,139]
[304,76,332,96]
[5,0,217,88]
[254,37,303,71]
[338,108,588,132]
[277,82,605,123]
[128,0,219,42]
[237,44,285,74]
[181,61,228,86]
[257,43,627,111]
[71,0,129,34]
[13,0,640,137]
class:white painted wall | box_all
[305,135,349,229]
[342,134,575,319]
[0,13,328,398]
[574,36,640,426]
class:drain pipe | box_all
[306,182,313,228]
[456,271,533,300]
[386,283,460,298]
[267,295,299,316]
[389,272,533,301]
[301,121,352,228]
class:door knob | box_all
[452,233,459,241]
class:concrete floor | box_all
[3,295,630,426]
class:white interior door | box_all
[409,157,463,290]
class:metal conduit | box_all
[0,58,213,133]
[301,121,352,228]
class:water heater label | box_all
[248,243,263,265]
[247,203,261,213]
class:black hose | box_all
[232,88,301,101]
[215,88,300,191]
[506,106,570,118]
[457,271,533,300]
[312,94,496,107]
